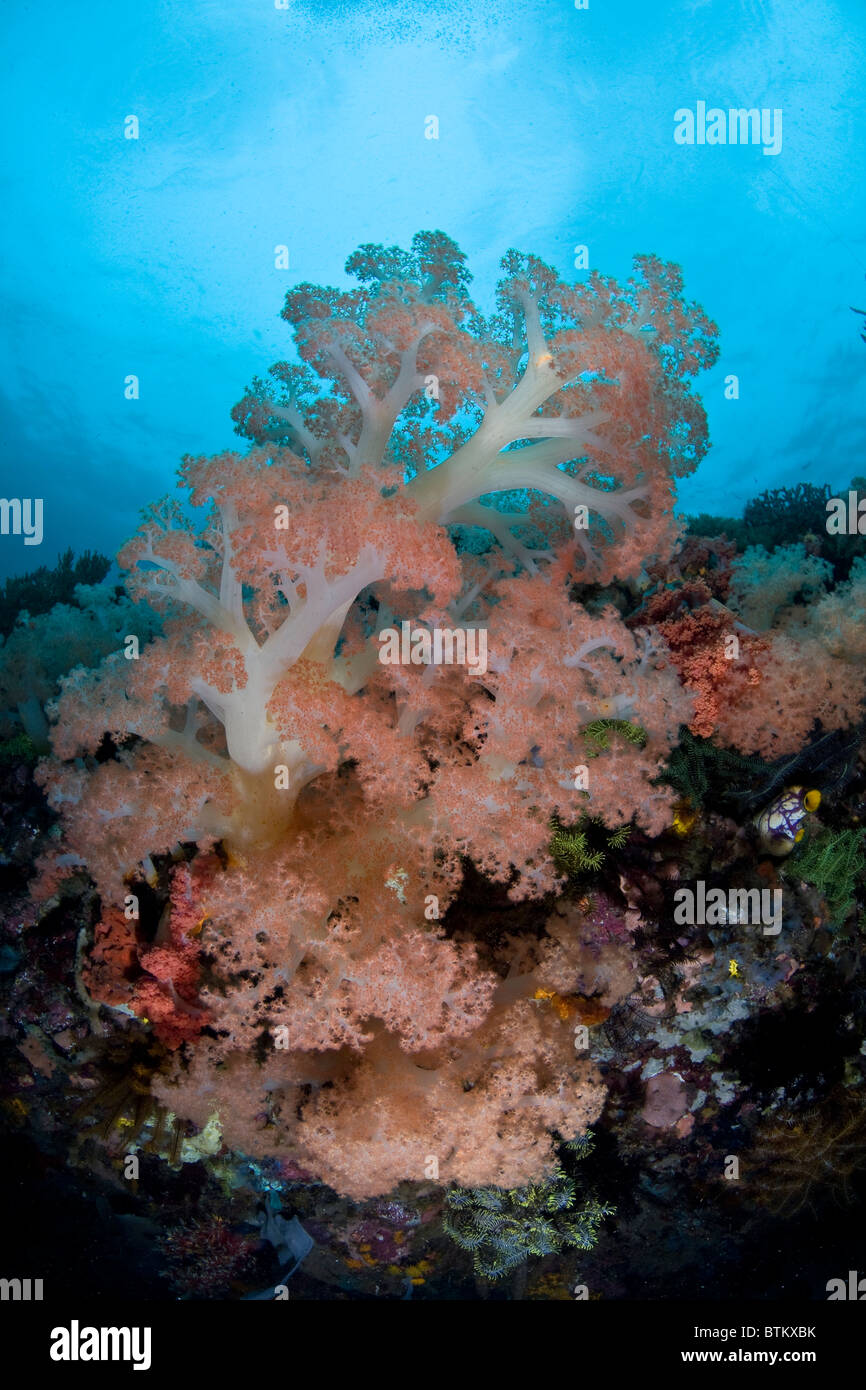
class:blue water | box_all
[1,0,864,578]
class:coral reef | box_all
[685,480,865,577]
[443,1155,614,1280]
[743,1093,866,1217]
[0,549,110,637]
[0,580,159,750]
[159,1217,259,1298]
[550,815,631,877]
[784,826,865,926]
[728,543,833,631]
[2,231,865,1301]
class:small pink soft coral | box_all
[644,577,864,759]
[84,862,210,1050]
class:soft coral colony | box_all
[31,231,865,1200]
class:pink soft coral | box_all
[36,232,718,1197]
[84,862,210,1050]
[644,574,864,758]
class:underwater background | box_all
[1,0,864,578]
[1,0,866,1321]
